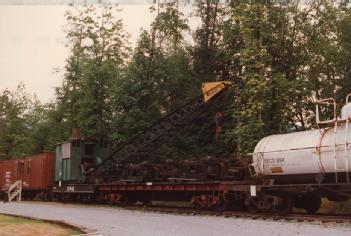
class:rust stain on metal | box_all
[270,167,283,173]
[316,127,329,175]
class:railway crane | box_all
[86,81,233,184]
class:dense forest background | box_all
[1,0,351,160]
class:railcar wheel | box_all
[303,195,321,214]
[247,204,258,213]
[215,197,230,211]
[273,196,292,215]
[193,201,203,210]
[140,199,152,206]
[191,194,212,210]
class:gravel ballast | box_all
[0,202,350,236]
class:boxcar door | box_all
[17,161,24,180]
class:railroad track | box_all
[37,200,351,225]
[121,204,351,225]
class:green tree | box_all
[111,2,204,159]
[337,8,351,102]
[0,84,55,159]
[0,86,28,159]
[193,0,227,82]
[57,4,129,140]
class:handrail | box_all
[346,94,351,104]
[315,98,337,125]
[7,180,22,202]
[8,180,21,192]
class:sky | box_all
[0,1,210,102]
[0,4,157,102]
[0,0,201,5]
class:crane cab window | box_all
[85,144,95,156]
[72,140,80,147]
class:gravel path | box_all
[0,202,351,236]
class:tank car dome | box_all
[341,103,351,119]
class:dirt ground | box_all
[0,214,80,236]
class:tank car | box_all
[251,96,351,185]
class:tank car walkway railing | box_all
[343,94,351,183]
[7,180,22,202]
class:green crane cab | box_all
[54,129,109,183]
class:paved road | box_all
[1,202,351,236]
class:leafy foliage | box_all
[56,5,129,140]
[2,1,351,161]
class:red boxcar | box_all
[0,152,55,198]
[0,159,16,191]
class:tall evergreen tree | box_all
[57,5,129,140]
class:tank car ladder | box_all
[342,94,351,183]
[316,98,349,183]
[332,107,350,183]
[332,120,342,183]
[343,117,350,183]
[336,94,351,183]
